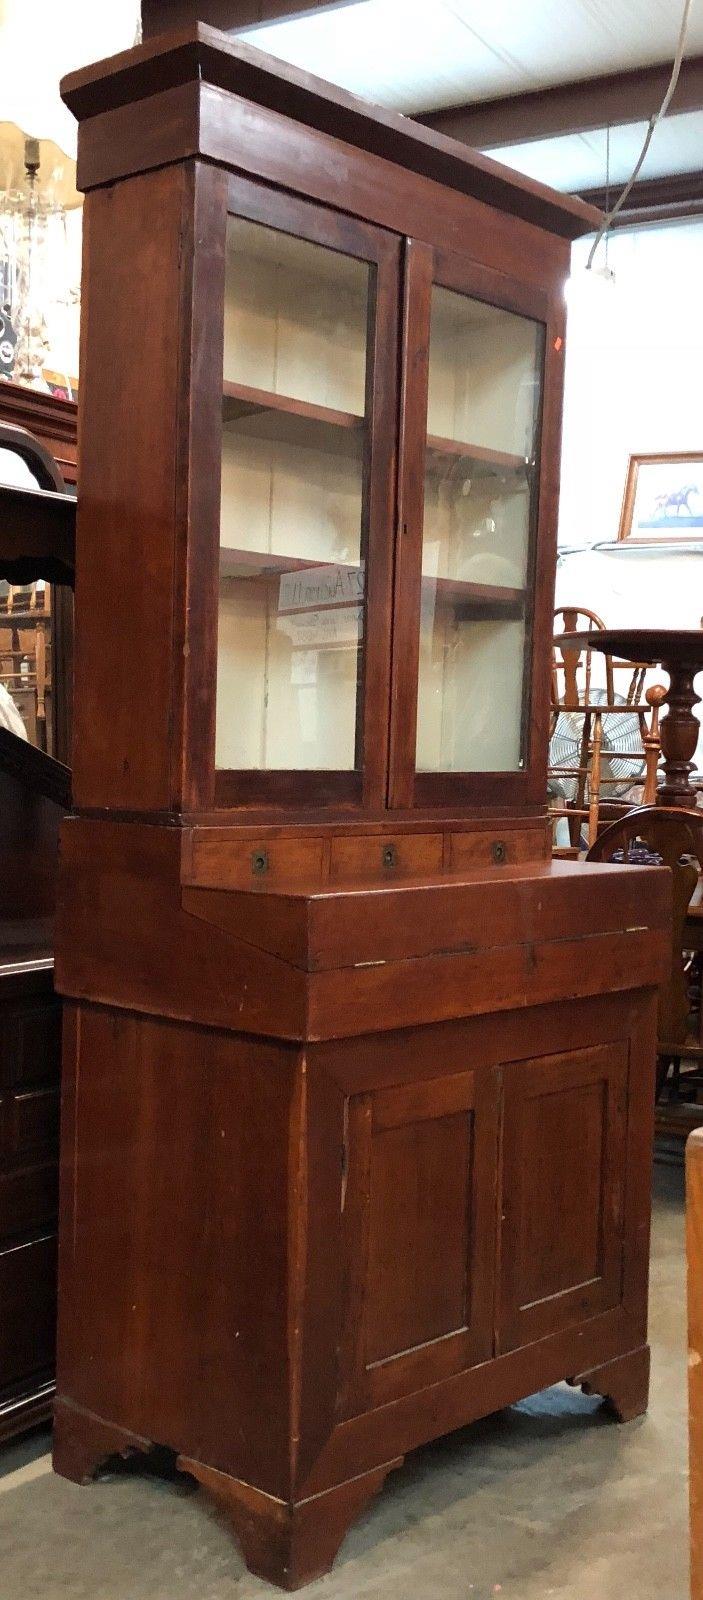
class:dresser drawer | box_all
[0,1163,59,1240]
[188,835,327,888]
[329,834,444,883]
[0,1234,56,1387]
[0,999,61,1090]
[447,827,548,872]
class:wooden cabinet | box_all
[52,24,670,1592]
[0,966,61,1442]
[0,414,73,1441]
[0,384,77,490]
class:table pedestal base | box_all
[659,663,702,808]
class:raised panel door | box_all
[340,1066,499,1414]
[498,1042,628,1352]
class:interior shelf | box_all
[426,433,529,478]
[219,547,524,619]
[219,547,361,581]
[222,381,364,455]
[422,574,525,619]
[221,388,528,482]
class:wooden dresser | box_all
[0,384,77,491]
[0,754,65,1442]
[0,420,74,1441]
[52,26,670,1589]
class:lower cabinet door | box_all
[498,1042,628,1353]
[340,1065,500,1414]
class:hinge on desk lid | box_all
[493,1064,505,1357]
[341,1098,349,1211]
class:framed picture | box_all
[618,452,703,541]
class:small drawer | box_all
[0,1163,58,1237]
[448,828,548,872]
[329,834,444,883]
[8,1088,60,1161]
[0,1234,57,1382]
[188,836,326,889]
[0,1002,61,1090]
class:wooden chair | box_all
[0,420,65,757]
[587,806,703,1110]
[0,581,52,749]
[551,607,664,849]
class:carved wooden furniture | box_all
[52,25,670,1590]
[550,609,662,848]
[566,628,703,810]
[0,423,74,1443]
[588,805,703,1123]
[0,383,77,491]
[0,744,69,1442]
[0,583,51,749]
[0,419,76,763]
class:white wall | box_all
[560,220,703,551]
[557,220,703,772]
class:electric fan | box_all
[549,687,646,803]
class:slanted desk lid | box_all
[182,857,671,973]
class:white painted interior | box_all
[217,219,367,771]
[422,473,531,590]
[416,611,526,772]
[223,219,368,413]
[427,287,541,459]
[416,284,540,772]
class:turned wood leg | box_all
[658,661,701,807]
[53,1398,153,1484]
[567,1344,650,1422]
[177,1455,404,1590]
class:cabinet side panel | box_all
[56,1003,298,1495]
[73,166,188,811]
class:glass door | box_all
[390,242,554,809]
[215,182,398,808]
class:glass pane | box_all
[0,450,54,753]
[417,285,544,774]
[217,217,369,772]
[0,578,53,751]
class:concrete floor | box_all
[0,1162,688,1600]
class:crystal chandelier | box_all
[0,134,75,391]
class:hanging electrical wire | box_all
[587,0,695,268]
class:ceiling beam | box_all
[141,0,360,38]
[578,168,703,228]
[421,56,703,150]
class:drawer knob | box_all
[251,849,269,876]
[382,844,397,869]
[491,840,507,865]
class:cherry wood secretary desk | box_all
[53,26,670,1590]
